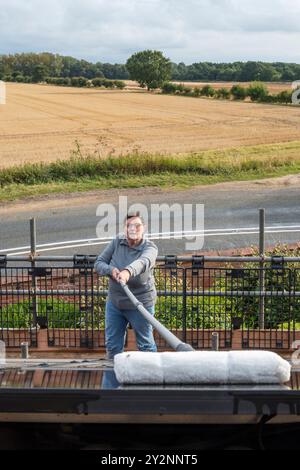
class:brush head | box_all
[114,350,291,385]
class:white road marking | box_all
[2,224,300,256]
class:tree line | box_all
[0,52,129,82]
[171,61,300,82]
[1,52,300,83]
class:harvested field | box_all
[0,82,300,169]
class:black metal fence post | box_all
[182,267,187,343]
[259,209,265,329]
[30,218,38,327]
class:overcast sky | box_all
[0,0,300,64]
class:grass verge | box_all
[1,140,300,202]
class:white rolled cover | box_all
[114,350,291,385]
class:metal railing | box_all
[1,211,299,351]
[0,254,299,350]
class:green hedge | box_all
[5,75,126,90]
[161,81,294,104]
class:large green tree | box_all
[126,50,172,90]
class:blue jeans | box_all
[105,299,157,359]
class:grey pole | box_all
[211,332,219,351]
[259,209,265,329]
[119,281,194,352]
[20,342,29,359]
[30,218,37,255]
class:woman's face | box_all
[125,217,145,241]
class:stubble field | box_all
[1,82,300,169]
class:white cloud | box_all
[0,0,300,63]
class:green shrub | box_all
[183,86,193,95]
[192,87,201,97]
[103,80,115,88]
[200,85,215,97]
[215,87,231,99]
[70,76,88,87]
[175,83,185,94]
[161,82,178,94]
[14,75,25,82]
[230,84,247,100]
[1,298,106,329]
[247,81,269,102]
[113,80,125,89]
[259,94,276,103]
[91,78,125,89]
[274,90,292,104]
[91,78,106,87]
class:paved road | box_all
[0,180,299,258]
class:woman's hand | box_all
[117,269,131,284]
[111,268,120,281]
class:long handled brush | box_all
[119,280,194,351]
